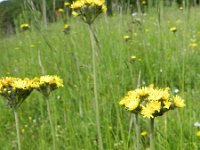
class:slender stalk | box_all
[45,96,56,150]
[88,24,103,150]
[135,113,140,150]
[150,118,154,150]
[14,109,21,150]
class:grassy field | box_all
[1,6,200,150]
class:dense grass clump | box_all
[1,6,200,150]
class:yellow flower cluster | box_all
[0,75,63,109]
[71,0,107,24]
[20,23,30,30]
[119,85,185,119]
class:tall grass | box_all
[0,6,200,150]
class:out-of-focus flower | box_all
[196,131,200,137]
[140,131,148,136]
[194,122,200,127]
[63,24,70,34]
[58,8,64,13]
[123,35,130,41]
[170,27,177,33]
[20,23,30,30]
[64,2,70,6]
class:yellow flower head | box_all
[58,8,64,13]
[64,24,69,29]
[196,131,200,137]
[173,95,185,108]
[140,131,148,136]
[170,27,177,33]
[64,2,70,6]
[20,23,30,29]
[141,105,155,119]
[70,0,106,24]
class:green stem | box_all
[135,113,140,150]
[150,118,154,150]
[14,110,21,150]
[88,24,103,150]
[45,97,56,150]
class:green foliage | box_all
[0,6,200,150]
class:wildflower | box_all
[130,55,137,61]
[174,88,179,94]
[70,0,107,24]
[58,8,64,13]
[63,23,70,34]
[142,0,147,5]
[20,23,30,30]
[140,131,148,136]
[179,7,183,10]
[123,35,130,41]
[30,44,35,48]
[72,11,79,17]
[189,42,198,48]
[173,95,185,108]
[33,75,63,97]
[119,84,185,119]
[0,77,35,109]
[196,131,200,137]
[170,27,177,33]
[194,122,200,127]
[141,105,155,119]
[64,2,70,6]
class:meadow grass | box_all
[0,6,200,150]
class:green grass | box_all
[1,7,200,150]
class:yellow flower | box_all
[140,131,148,136]
[196,131,200,137]
[123,35,130,39]
[64,24,69,29]
[126,97,140,111]
[72,11,78,17]
[179,7,183,10]
[142,0,146,5]
[131,55,137,60]
[163,101,172,109]
[64,2,70,6]
[189,42,198,48]
[170,27,177,33]
[173,95,185,108]
[141,105,155,118]
[148,101,161,112]
[20,23,30,29]
[58,8,64,13]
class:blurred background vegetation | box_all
[0,0,200,36]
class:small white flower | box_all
[174,88,179,94]
[194,122,200,127]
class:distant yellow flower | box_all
[142,0,146,5]
[64,24,69,29]
[170,27,177,33]
[173,95,185,108]
[64,2,70,6]
[72,11,78,17]
[123,35,130,39]
[189,42,198,48]
[70,0,106,24]
[30,44,35,48]
[179,7,183,10]
[196,131,200,137]
[140,131,148,136]
[131,55,137,60]
[20,23,30,30]
[58,8,64,13]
